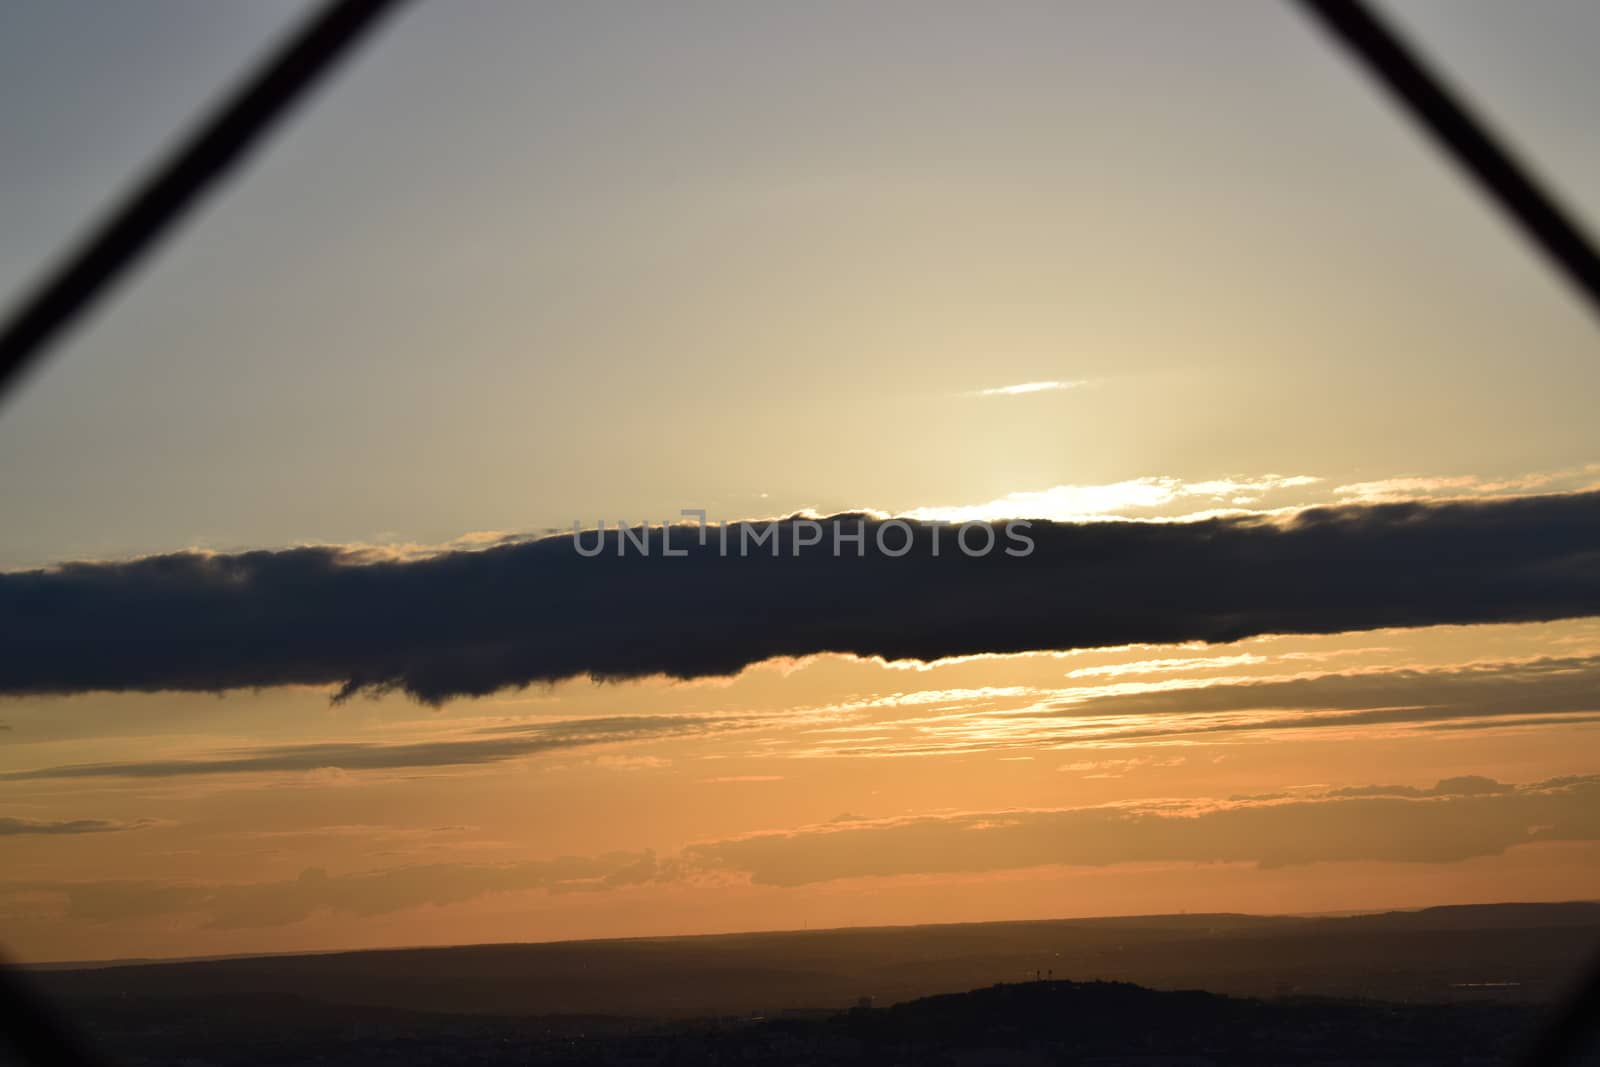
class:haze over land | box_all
[30,903,1599,1065]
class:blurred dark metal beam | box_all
[1295,7,1600,1058]
[1297,0,1600,323]
[0,0,410,407]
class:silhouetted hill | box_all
[40,979,1553,1065]
[841,980,1541,1064]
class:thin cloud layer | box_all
[0,816,155,836]
[9,776,1595,928]
[685,775,1600,886]
[1044,653,1600,724]
[0,716,738,782]
[45,852,655,929]
[1333,463,1600,503]
[11,652,1599,779]
[3,492,1600,705]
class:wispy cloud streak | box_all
[0,816,155,835]
[0,716,741,781]
[972,380,1090,396]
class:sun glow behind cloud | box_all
[902,474,1322,523]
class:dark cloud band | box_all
[4,492,1600,704]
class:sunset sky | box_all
[2,0,1598,964]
